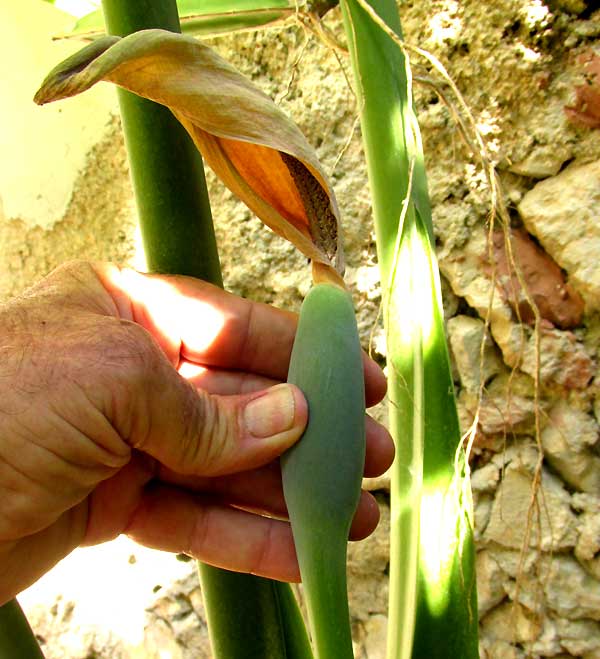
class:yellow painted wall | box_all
[0,0,118,228]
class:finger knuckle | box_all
[177,392,230,475]
[37,260,98,295]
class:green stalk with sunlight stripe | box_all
[340,0,479,657]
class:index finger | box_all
[96,265,387,405]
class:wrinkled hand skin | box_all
[0,261,393,605]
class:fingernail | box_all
[244,384,297,438]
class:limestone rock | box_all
[565,53,600,129]
[545,555,600,620]
[504,570,547,617]
[480,601,542,644]
[572,491,600,516]
[508,145,571,179]
[471,463,499,542]
[348,497,390,621]
[572,493,600,579]
[447,315,504,392]
[520,326,594,389]
[479,638,526,659]
[477,390,537,434]
[362,614,387,659]
[471,462,501,494]
[518,159,600,312]
[145,571,212,659]
[542,400,600,493]
[440,273,460,319]
[473,492,494,542]
[484,546,539,580]
[476,550,507,616]
[25,597,130,659]
[483,463,578,552]
[362,471,391,493]
[491,320,594,390]
[460,373,538,435]
[548,0,588,14]
[439,227,517,361]
[490,441,540,477]
[555,618,600,656]
[439,225,593,389]
[575,510,600,577]
[527,616,562,657]
[433,198,480,252]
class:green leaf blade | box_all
[340,1,479,657]
[66,0,293,40]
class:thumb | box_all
[134,380,308,477]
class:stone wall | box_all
[5,1,600,657]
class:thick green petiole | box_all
[101,0,221,281]
[0,599,45,658]
[282,283,366,659]
[200,567,312,659]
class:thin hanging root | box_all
[281,9,360,178]
[277,28,310,104]
[299,9,349,54]
[331,112,360,176]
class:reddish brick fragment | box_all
[565,52,600,129]
[491,228,584,329]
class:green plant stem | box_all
[101,3,311,658]
[101,0,221,281]
[200,567,312,658]
[340,1,478,657]
[275,577,315,657]
[0,599,45,658]
[292,533,353,657]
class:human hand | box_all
[0,261,393,604]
